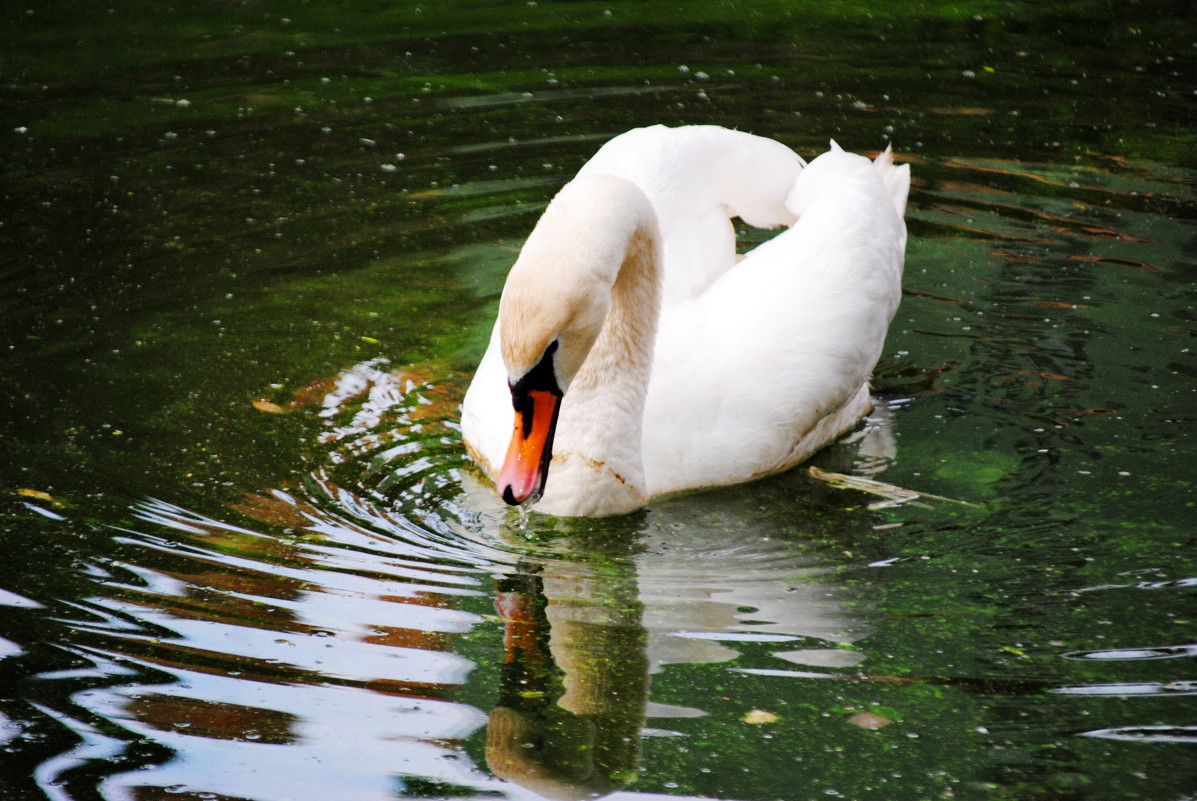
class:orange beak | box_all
[497,389,561,506]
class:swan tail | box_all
[872,145,911,218]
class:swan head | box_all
[493,175,656,506]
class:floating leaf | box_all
[17,488,56,504]
[743,709,778,724]
[846,711,894,730]
[1029,301,1088,309]
[252,400,286,414]
[1016,369,1070,381]
[1060,408,1118,417]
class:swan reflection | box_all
[480,520,874,800]
[464,425,883,798]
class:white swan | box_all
[461,125,909,517]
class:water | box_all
[2,3,1195,800]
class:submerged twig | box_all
[807,466,980,509]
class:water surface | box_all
[1,3,1195,800]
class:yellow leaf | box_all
[743,709,778,724]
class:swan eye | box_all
[510,340,562,401]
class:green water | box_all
[2,2,1195,800]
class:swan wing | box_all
[643,147,907,496]
[577,125,804,302]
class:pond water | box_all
[2,3,1195,800]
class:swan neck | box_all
[545,216,661,515]
[580,224,660,392]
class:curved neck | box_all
[542,218,662,516]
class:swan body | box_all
[461,125,909,517]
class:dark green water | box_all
[2,2,1195,800]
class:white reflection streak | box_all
[130,497,266,539]
[73,660,492,801]
[1080,724,1197,743]
[28,702,124,801]
[1063,643,1197,661]
[1051,681,1197,697]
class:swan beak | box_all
[497,389,561,506]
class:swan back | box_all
[869,145,911,222]
[577,125,804,302]
[643,146,907,496]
